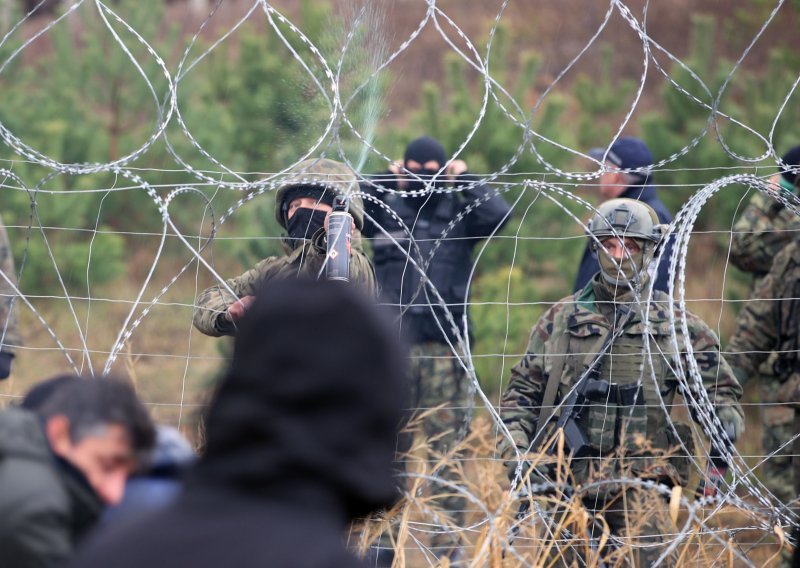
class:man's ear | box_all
[45,414,73,456]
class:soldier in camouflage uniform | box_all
[500,199,744,566]
[727,145,800,505]
[193,159,377,337]
[728,239,800,506]
[0,214,20,378]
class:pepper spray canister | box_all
[326,195,352,282]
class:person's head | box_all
[20,373,80,411]
[275,158,364,248]
[587,198,666,292]
[195,278,409,521]
[403,136,448,193]
[779,145,800,192]
[37,376,156,505]
[588,137,654,200]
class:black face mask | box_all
[286,207,327,248]
[406,168,443,193]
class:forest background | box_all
[1,0,800,434]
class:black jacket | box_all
[573,184,674,293]
[363,173,511,345]
[0,408,103,568]
[69,279,408,568]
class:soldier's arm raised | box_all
[460,175,512,238]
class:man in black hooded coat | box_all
[68,279,409,568]
[362,137,510,558]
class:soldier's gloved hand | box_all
[0,351,13,380]
[715,406,744,443]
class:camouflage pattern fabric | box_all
[500,276,743,489]
[193,234,377,337]
[729,190,800,506]
[408,341,469,552]
[729,191,800,282]
[0,216,20,354]
[727,240,800,505]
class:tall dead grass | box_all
[352,416,789,567]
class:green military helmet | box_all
[587,198,666,288]
[274,158,365,231]
[587,198,664,244]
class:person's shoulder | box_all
[0,412,70,526]
[534,294,582,334]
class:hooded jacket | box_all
[0,408,103,568]
[574,184,674,294]
[69,279,409,568]
[362,172,511,345]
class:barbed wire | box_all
[1,0,799,565]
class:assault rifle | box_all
[541,307,636,458]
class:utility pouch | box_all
[617,383,647,451]
[581,381,619,454]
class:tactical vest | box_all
[371,193,476,344]
[555,301,691,484]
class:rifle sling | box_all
[532,330,570,448]
[532,306,634,449]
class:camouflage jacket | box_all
[500,278,743,482]
[0,217,20,354]
[727,241,800,383]
[730,191,800,288]
[193,233,377,337]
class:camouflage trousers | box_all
[759,365,797,506]
[408,341,470,553]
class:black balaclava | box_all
[286,208,327,243]
[193,278,409,522]
[403,136,449,203]
[282,185,335,250]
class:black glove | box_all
[0,351,14,380]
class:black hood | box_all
[193,278,409,521]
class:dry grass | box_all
[0,246,787,566]
[351,417,790,567]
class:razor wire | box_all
[0,0,799,565]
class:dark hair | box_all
[38,375,156,458]
[20,374,80,411]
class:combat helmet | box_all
[275,158,365,231]
[587,198,664,244]
[587,198,667,288]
